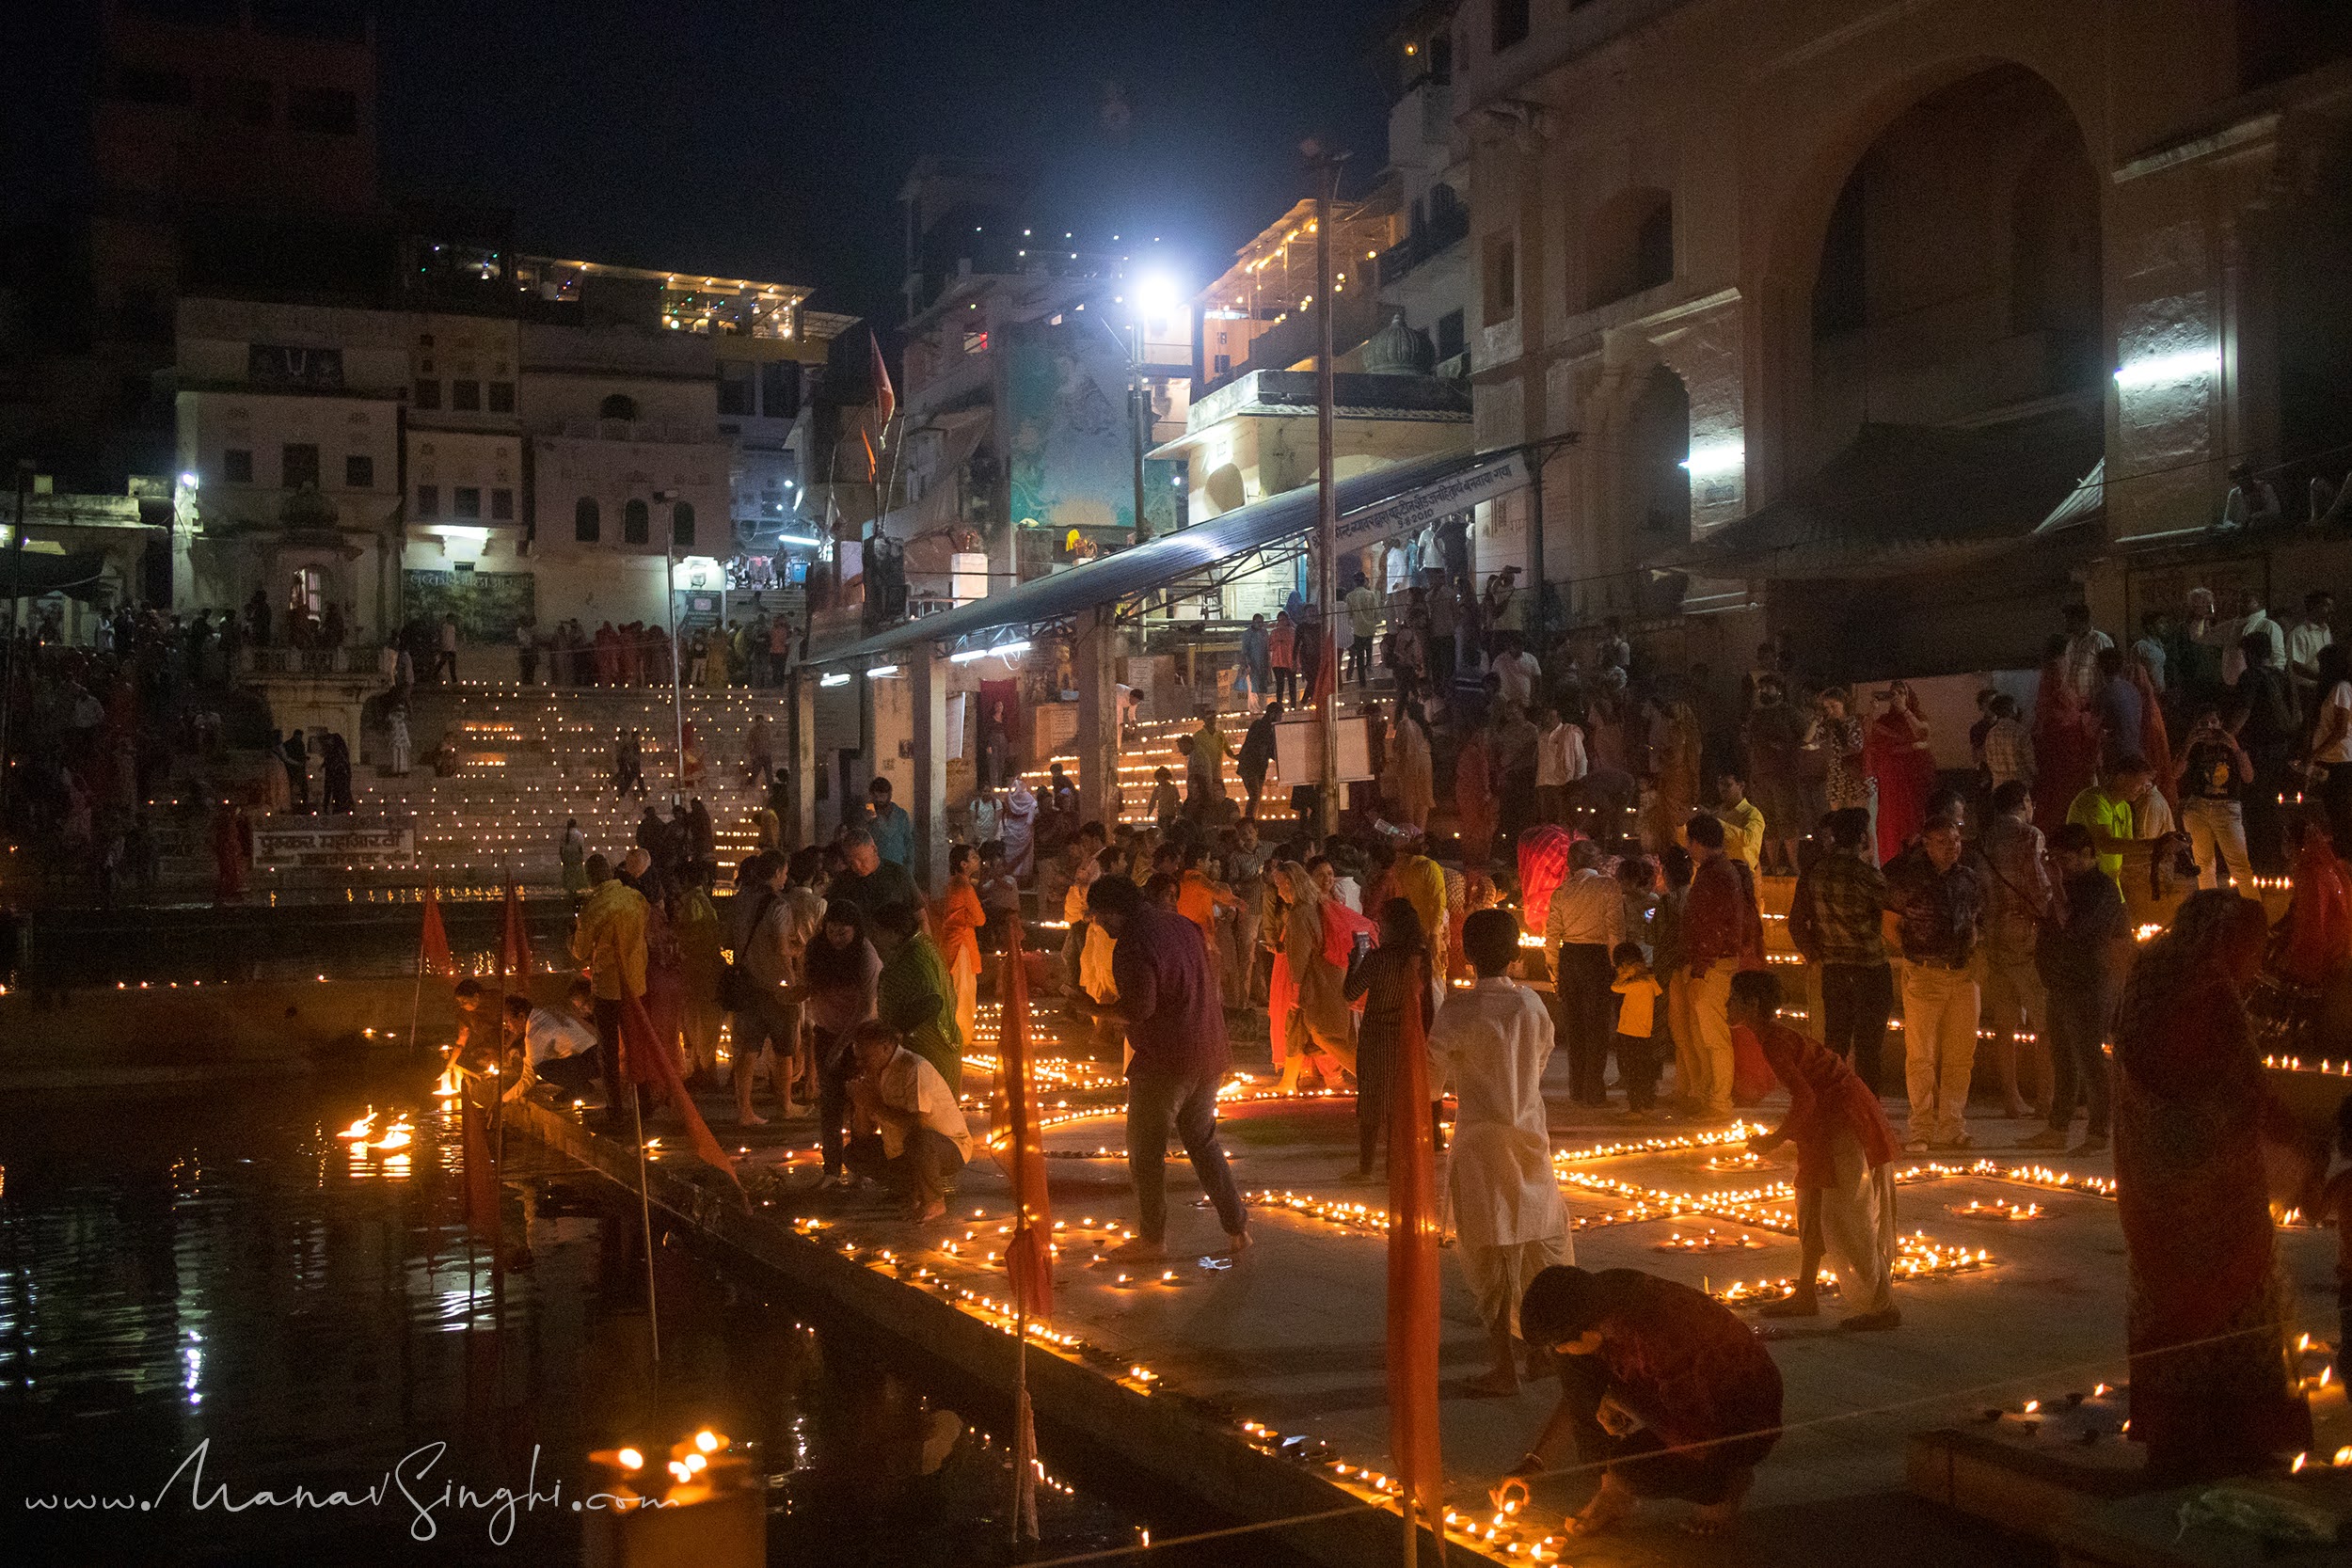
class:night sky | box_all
[373,0,1398,331]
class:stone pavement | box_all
[599,997,2349,1567]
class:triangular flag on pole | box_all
[619,990,741,1190]
[1387,953,1443,1544]
[869,329,897,437]
[499,879,535,987]
[419,885,455,978]
[996,925,1056,1320]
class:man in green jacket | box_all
[872,898,963,1089]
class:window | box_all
[1634,201,1675,293]
[491,487,515,520]
[206,77,272,126]
[344,453,373,488]
[673,500,696,549]
[622,499,650,545]
[454,486,483,518]
[487,380,515,413]
[286,87,358,135]
[575,498,600,542]
[1436,309,1467,362]
[1492,0,1530,51]
[291,566,326,616]
[1484,236,1518,325]
[282,443,321,489]
[118,68,193,106]
[417,485,439,518]
[223,449,254,483]
[451,379,481,412]
[413,378,441,410]
[759,360,801,419]
[1213,353,1232,376]
[718,364,755,417]
[598,392,640,420]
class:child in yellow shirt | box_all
[1611,942,1665,1117]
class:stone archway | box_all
[1755,58,2106,505]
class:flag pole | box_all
[629,1080,661,1367]
[405,877,431,1053]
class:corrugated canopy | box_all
[809,446,1525,667]
[1654,410,2102,580]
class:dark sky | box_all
[373,0,1400,331]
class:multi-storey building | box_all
[1443,0,2352,675]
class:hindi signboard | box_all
[253,822,416,870]
[1335,452,1528,547]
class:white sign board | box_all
[253,822,415,869]
[1336,453,1529,547]
[1273,714,1375,784]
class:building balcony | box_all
[1375,202,1469,288]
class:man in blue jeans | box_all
[1074,875,1250,1261]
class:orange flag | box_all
[499,879,535,986]
[419,886,455,978]
[1386,953,1442,1532]
[618,990,741,1190]
[460,1071,502,1251]
[995,925,1055,1318]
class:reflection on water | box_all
[0,1072,1255,1566]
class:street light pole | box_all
[656,489,685,803]
[0,460,31,821]
[1129,318,1151,547]
[1306,143,1348,834]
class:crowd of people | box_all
[389,601,803,690]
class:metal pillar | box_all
[911,649,950,891]
[1073,610,1120,827]
[788,670,818,847]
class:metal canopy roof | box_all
[808,445,1527,667]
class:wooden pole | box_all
[629,1083,661,1366]
[1308,146,1347,836]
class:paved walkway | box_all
[616,1000,2348,1566]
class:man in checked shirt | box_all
[1788,807,1894,1094]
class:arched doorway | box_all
[1798,64,2101,467]
[1628,364,1692,542]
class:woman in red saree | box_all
[2033,635,2101,840]
[1863,683,1935,863]
[1455,726,1500,867]
[2115,889,2314,1483]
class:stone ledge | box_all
[506,1092,1449,1568]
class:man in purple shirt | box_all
[1074,875,1250,1260]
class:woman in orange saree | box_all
[2114,889,2313,1484]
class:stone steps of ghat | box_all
[346,685,796,879]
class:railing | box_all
[1375,201,1470,287]
[239,645,392,679]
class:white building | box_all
[173,296,406,639]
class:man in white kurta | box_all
[1429,908,1572,1396]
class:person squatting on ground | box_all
[1504,1265,1784,1539]
[843,1020,971,1223]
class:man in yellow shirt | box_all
[2065,756,2154,892]
[571,852,649,1127]
[1715,769,1768,880]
